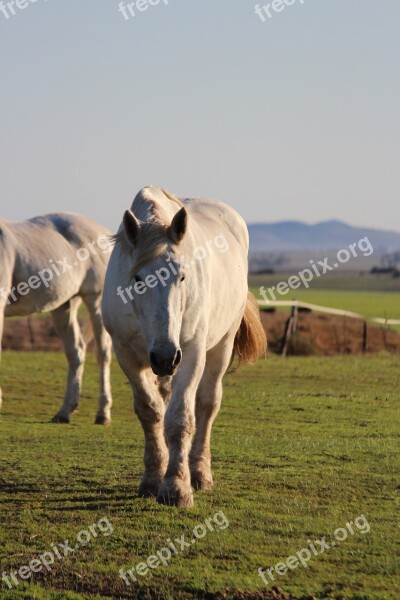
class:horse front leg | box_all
[0,302,4,411]
[190,332,236,491]
[134,380,169,498]
[113,341,169,498]
[157,344,206,508]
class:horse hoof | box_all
[138,481,160,498]
[191,471,214,491]
[51,415,70,424]
[94,416,111,426]
[157,483,194,508]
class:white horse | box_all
[0,213,113,424]
[102,187,266,507]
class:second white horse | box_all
[0,212,113,424]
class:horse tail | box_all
[233,292,267,368]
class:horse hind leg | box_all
[82,293,113,425]
[51,297,86,423]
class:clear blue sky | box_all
[0,0,399,232]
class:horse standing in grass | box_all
[102,187,266,507]
[0,213,113,424]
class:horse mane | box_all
[112,187,184,273]
[160,188,184,209]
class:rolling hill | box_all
[248,219,400,254]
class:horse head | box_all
[123,203,188,377]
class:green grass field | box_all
[249,274,400,294]
[1,351,399,599]
[249,274,400,324]
[253,288,400,320]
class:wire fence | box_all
[258,300,400,356]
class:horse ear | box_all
[123,210,140,246]
[169,207,187,244]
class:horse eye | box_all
[134,275,142,283]
[180,275,186,283]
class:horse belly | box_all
[4,264,85,317]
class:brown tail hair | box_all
[233,292,267,368]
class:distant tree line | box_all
[371,251,400,277]
[248,252,288,274]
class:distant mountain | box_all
[248,220,400,254]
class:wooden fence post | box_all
[362,321,367,353]
[281,305,296,357]
[27,317,35,351]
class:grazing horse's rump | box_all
[0,212,113,424]
[102,186,266,507]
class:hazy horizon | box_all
[247,218,400,233]
[2,204,400,236]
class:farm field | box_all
[1,351,399,599]
[254,289,400,321]
[249,274,400,293]
[249,274,400,324]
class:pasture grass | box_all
[252,288,400,320]
[0,351,399,599]
[249,273,400,294]
[249,274,400,327]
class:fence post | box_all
[362,321,367,353]
[27,317,35,351]
[281,305,296,357]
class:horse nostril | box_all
[150,352,158,368]
[149,348,181,375]
[174,349,182,367]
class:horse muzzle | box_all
[149,346,182,377]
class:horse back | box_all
[183,197,249,252]
[179,197,249,349]
[2,213,111,316]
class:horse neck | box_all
[0,218,11,241]
[0,220,30,264]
